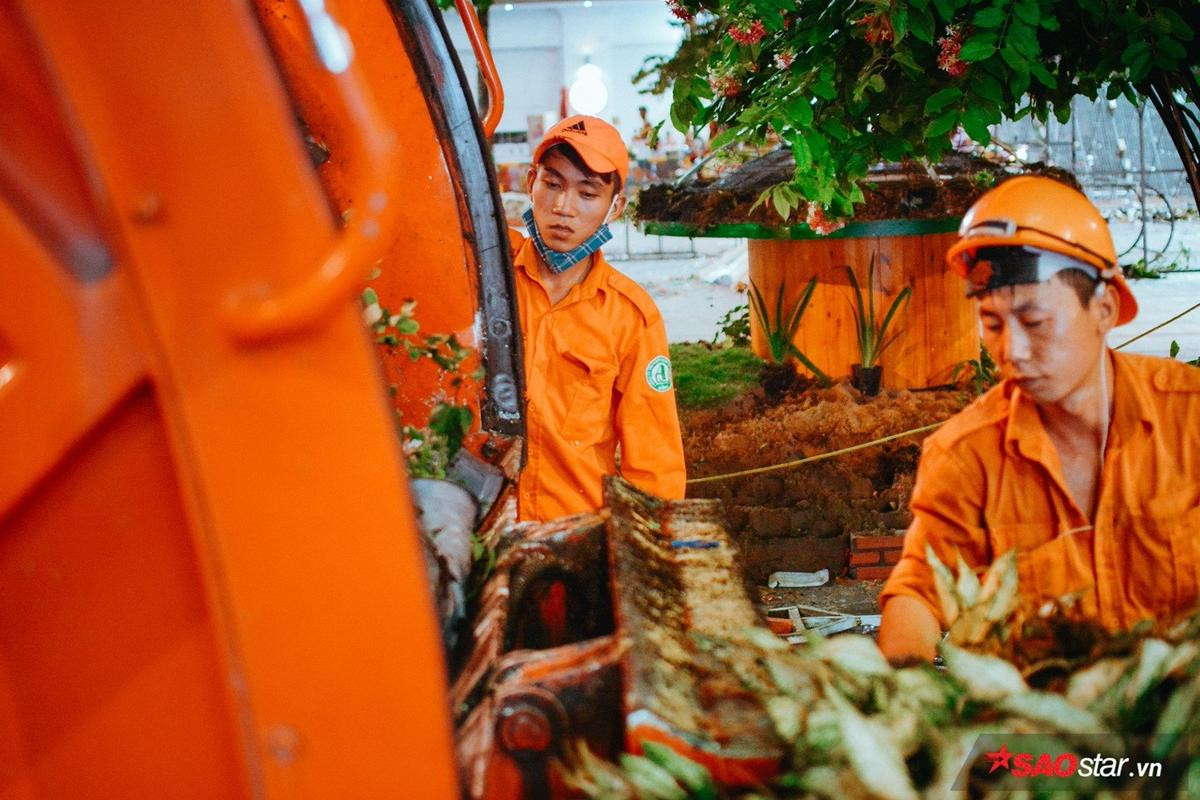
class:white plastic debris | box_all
[767,568,829,588]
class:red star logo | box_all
[985,743,1013,774]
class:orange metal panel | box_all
[256,0,485,432]
[0,386,245,799]
[0,199,147,515]
[0,1,107,278]
[4,0,460,796]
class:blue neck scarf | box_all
[522,207,613,274]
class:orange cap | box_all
[533,114,629,187]
[946,176,1138,325]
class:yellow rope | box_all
[1113,300,1200,351]
[686,420,946,485]
[685,298,1200,486]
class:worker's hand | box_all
[877,595,941,665]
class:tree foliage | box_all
[641,0,1200,216]
[434,0,493,14]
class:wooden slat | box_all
[748,231,979,389]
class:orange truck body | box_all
[1,0,517,796]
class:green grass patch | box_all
[669,342,763,410]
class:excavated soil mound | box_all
[680,383,967,583]
[637,149,1079,229]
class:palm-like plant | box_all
[846,256,912,369]
[747,277,831,385]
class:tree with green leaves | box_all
[436,0,493,11]
[640,0,1199,218]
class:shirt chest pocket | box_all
[549,346,618,444]
[993,522,1099,617]
[1127,483,1200,617]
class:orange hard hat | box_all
[533,114,629,186]
[946,176,1137,325]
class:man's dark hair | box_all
[1055,267,1102,308]
[541,142,623,196]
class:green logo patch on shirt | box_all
[645,355,673,393]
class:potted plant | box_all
[747,276,830,398]
[953,343,1000,396]
[846,256,911,396]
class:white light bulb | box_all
[569,75,608,115]
[576,63,603,82]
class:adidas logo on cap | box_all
[564,120,587,134]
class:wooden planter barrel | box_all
[646,218,980,390]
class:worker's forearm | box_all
[878,595,942,664]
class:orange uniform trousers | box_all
[510,231,686,521]
[882,351,1200,631]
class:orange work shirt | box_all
[510,230,686,521]
[881,351,1200,631]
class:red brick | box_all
[851,533,907,551]
[854,565,895,581]
[882,548,903,565]
[850,550,881,566]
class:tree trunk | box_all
[1144,71,1200,215]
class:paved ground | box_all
[609,219,1200,361]
[609,229,749,344]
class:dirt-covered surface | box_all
[636,149,1080,229]
[759,580,886,616]
[681,381,967,594]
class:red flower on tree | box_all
[729,19,766,45]
[855,13,894,45]
[937,26,968,76]
[709,71,743,97]
[806,203,845,235]
[666,0,693,22]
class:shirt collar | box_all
[1004,383,1053,464]
[1109,349,1158,437]
[514,235,612,305]
[1003,349,1156,461]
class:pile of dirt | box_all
[680,382,967,583]
[636,149,1080,229]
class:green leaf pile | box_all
[562,547,1200,797]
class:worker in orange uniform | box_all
[878,176,1200,663]
[510,114,686,521]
